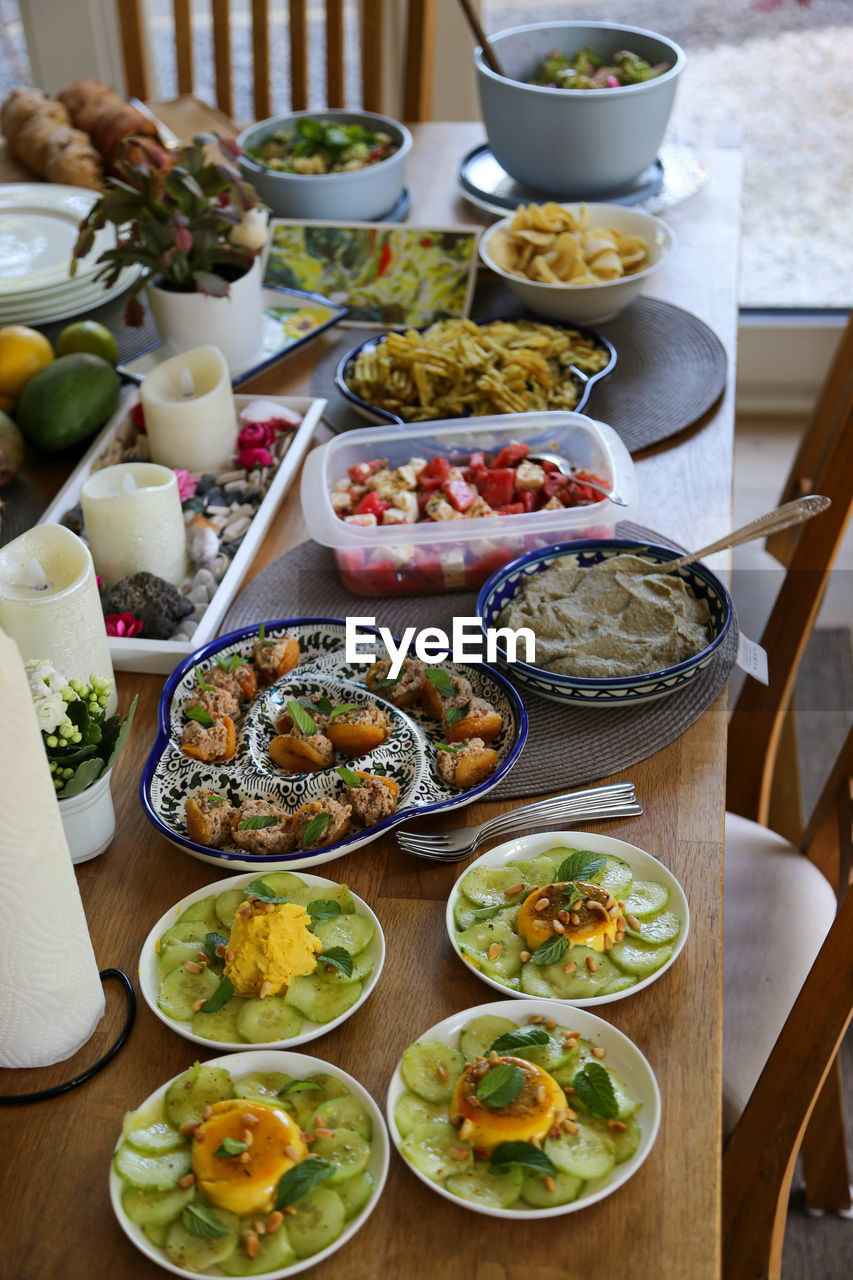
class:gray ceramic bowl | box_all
[236,109,411,220]
[475,21,685,198]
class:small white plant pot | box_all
[146,254,263,373]
[59,768,116,865]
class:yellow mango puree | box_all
[224,901,323,997]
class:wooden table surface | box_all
[0,119,741,1280]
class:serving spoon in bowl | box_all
[645,494,831,573]
[526,451,630,506]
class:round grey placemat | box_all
[221,522,738,798]
[310,290,727,454]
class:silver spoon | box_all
[642,495,831,573]
[526,451,630,507]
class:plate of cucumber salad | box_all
[139,870,385,1050]
[111,1050,389,1277]
[386,999,660,1219]
[446,831,689,1006]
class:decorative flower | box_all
[25,659,72,734]
[104,612,144,637]
[130,401,146,432]
[235,446,273,470]
[237,421,275,450]
[229,207,269,252]
[173,469,200,502]
[96,574,103,592]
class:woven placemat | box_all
[310,285,727,454]
[221,522,738,797]
[39,286,160,366]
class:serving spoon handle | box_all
[456,0,505,76]
[662,495,831,572]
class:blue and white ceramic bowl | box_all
[477,539,732,707]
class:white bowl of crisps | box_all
[139,869,386,1052]
[479,202,674,325]
[445,830,689,1008]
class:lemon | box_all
[55,320,119,366]
[0,326,54,404]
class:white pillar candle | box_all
[0,629,106,1068]
[139,344,238,472]
[81,461,188,590]
[0,524,116,712]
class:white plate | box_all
[385,997,660,1219]
[139,870,385,1050]
[0,184,114,295]
[110,1048,389,1279]
[38,391,326,674]
[0,264,143,326]
[446,830,689,1006]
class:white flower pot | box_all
[146,254,263,374]
[58,768,116,865]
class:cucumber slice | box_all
[599,975,638,997]
[284,1073,348,1129]
[623,880,669,919]
[393,1092,450,1139]
[157,941,205,981]
[285,974,362,1023]
[445,1163,523,1208]
[589,1112,642,1163]
[285,1186,346,1258]
[261,871,308,896]
[400,1041,464,1102]
[121,1183,195,1227]
[309,1095,372,1140]
[626,910,681,944]
[401,1122,472,1180]
[519,949,622,1000]
[287,883,355,913]
[520,1169,584,1208]
[159,920,212,949]
[310,1127,370,1185]
[113,1143,191,1191]
[609,940,673,978]
[233,1071,293,1102]
[335,1170,375,1220]
[219,1221,296,1275]
[143,1221,169,1248]
[164,1208,239,1271]
[164,1063,234,1128]
[158,963,221,1022]
[122,1098,183,1155]
[459,1015,518,1062]
[545,1122,616,1180]
[215,889,243,929]
[310,913,374,957]
[191,995,244,1044]
[453,892,481,932]
[177,895,219,928]
[587,855,634,900]
[316,950,373,987]
[456,919,524,979]
[458,865,530,907]
[509,855,558,885]
[518,1025,579,1074]
[236,996,304,1043]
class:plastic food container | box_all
[300,411,637,596]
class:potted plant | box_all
[71,138,269,370]
[26,659,137,864]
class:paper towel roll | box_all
[0,629,105,1068]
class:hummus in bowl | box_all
[477,539,732,707]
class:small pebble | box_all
[188,585,210,604]
[222,514,251,540]
[217,469,247,484]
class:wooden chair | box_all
[115,0,436,123]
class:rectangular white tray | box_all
[38,390,326,674]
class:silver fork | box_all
[396,782,641,861]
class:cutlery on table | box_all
[396,781,641,861]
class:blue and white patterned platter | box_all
[141,617,527,871]
[477,540,733,707]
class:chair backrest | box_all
[722,728,853,1280]
[726,311,853,827]
[115,0,436,123]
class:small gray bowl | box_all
[476,21,685,198]
[237,109,411,220]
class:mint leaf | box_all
[216,653,245,673]
[203,931,228,964]
[214,1137,249,1157]
[489,1142,557,1176]
[182,1204,231,1238]
[194,666,214,692]
[336,765,363,786]
[436,742,463,753]
[202,976,234,1013]
[238,814,279,831]
[476,1062,524,1108]
[374,676,400,687]
[301,812,331,847]
[318,946,353,978]
[287,699,316,736]
[328,702,360,720]
[488,1026,550,1054]
[258,622,276,647]
[444,701,470,727]
[426,667,456,696]
[274,1157,334,1209]
[572,1061,618,1119]
[277,1080,321,1098]
[307,696,333,717]
[243,878,290,904]
[185,706,214,727]
[470,905,501,921]
[555,851,607,882]
[529,934,569,966]
[307,899,341,923]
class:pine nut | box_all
[608,1120,627,1131]
[557,910,569,924]
[450,1145,470,1161]
[536,1085,547,1104]
[196,951,209,963]
[459,1119,474,1142]
[544,1176,556,1193]
[608,905,620,918]
[193,1125,204,1141]
[300,1132,316,1143]
[603,934,613,951]
[528,1134,542,1149]
[259,980,272,999]
[552,920,565,933]
[562,962,577,975]
[489,1050,500,1064]
[593,1046,606,1059]
[285,1144,301,1161]
[549,1124,561,1140]
[243,1113,260,1127]
[566,1108,577,1121]
[449,1114,464,1127]
[504,882,525,896]
[192,998,207,1012]
[617,916,626,930]
[436,1064,449,1082]
[179,1121,197,1137]
[315,1127,334,1138]
[238,904,253,919]
[245,1232,259,1259]
[215,941,227,957]
[564,1086,576,1095]
[564,1120,579,1135]
[487,942,502,960]
[520,950,531,962]
[178,1173,196,1188]
[241,1129,254,1146]
[569,913,580,926]
[267,1212,284,1233]
[545,1018,556,1031]
[528,1014,544,1023]
[626,914,641,931]
[239,1151,252,1164]
[615,931,625,942]
[586,956,597,972]
[202,1106,214,1120]
[283,1205,297,1216]
[252,1219,266,1236]
[534,898,550,911]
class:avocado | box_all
[16,353,120,453]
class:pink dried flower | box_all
[237,421,275,450]
[174,227,193,251]
[96,574,103,591]
[235,446,273,470]
[130,401,146,432]
[104,612,143,638]
[173,469,200,501]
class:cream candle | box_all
[139,344,237,471]
[0,524,116,711]
[81,462,188,590]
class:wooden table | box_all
[0,121,741,1280]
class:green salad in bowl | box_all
[530,47,671,89]
[248,117,399,175]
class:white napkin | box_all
[0,630,105,1068]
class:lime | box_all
[0,325,54,403]
[55,320,119,366]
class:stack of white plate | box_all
[0,183,141,326]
